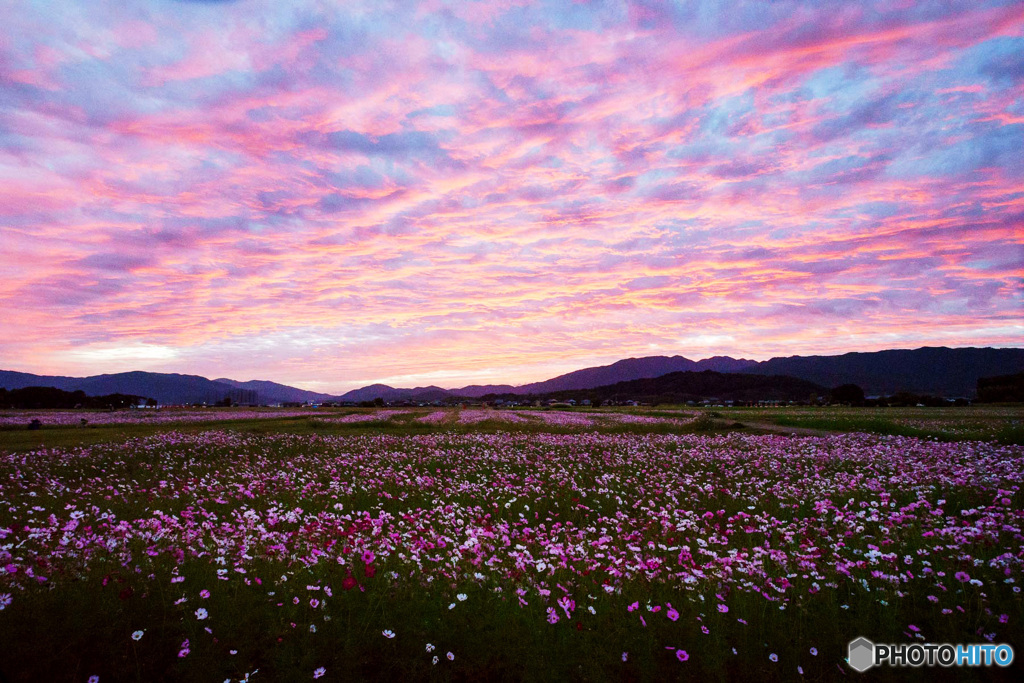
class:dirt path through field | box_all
[719,419,836,438]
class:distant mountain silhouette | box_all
[0,371,252,405]
[745,347,1024,397]
[346,347,1021,400]
[455,384,518,398]
[506,355,758,394]
[531,370,826,403]
[214,378,334,403]
[2,346,1021,404]
[338,384,451,403]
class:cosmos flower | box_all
[131,630,144,641]
[677,650,689,662]
[313,667,326,679]
[382,630,395,639]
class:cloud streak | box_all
[0,0,1021,390]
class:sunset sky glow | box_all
[1,0,1022,392]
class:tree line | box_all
[0,386,154,410]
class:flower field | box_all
[1,426,1023,681]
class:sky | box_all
[0,0,1022,393]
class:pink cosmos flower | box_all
[677,650,689,662]
[717,604,728,613]
[313,666,326,678]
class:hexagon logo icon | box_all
[848,637,875,672]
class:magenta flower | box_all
[717,604,728,613]
[313,666,326,679]
[677,650,689,662]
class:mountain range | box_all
[1,346,1021,404]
